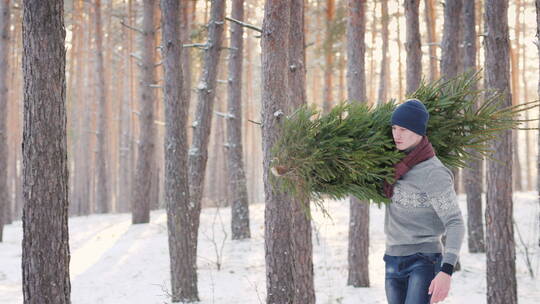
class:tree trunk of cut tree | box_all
[484,0,517,303]
[22,0,71,302]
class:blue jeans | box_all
[384,252,442,304]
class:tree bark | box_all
[377,0,389,104]
[160,0,195,301]
[396,0,404,101]
[118,0,133,213]
[188,0,225,211]
[346,0,370,288]
[424,0,438,82]
[132,0,157,224]
[0,0,10,241]
[289,0,315,302]
[511,0,523,192]
[521,5,532,191]
[94,0,111,213]
[78,4,93,215]
[440,0,463,269]
[338,52,345,103]
[227,0,250,240]
[22,0,71,302]
[484,0,517,303]
[536,0,540,248]
[404,0,421,94]
[440,0,462,80]
[462,0,485,254]
[323,0,335,113]
[261,1,295,303]
[185,0,226,297]
[181,0,192,110]
[367,2,377,103]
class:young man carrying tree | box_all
[382,99,465,304]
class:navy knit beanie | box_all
[390,99,429,136]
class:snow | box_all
[1,192,539,303]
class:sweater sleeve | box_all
[425,167,465,267]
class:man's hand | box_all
[428,272,451,303]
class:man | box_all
[382,99,465,304]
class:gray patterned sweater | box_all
[384,155,465,267]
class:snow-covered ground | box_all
[1,192,539,303]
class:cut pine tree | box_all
[271,72,538,206]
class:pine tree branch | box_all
[225,16,262,33]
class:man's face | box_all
[391,125,422,151]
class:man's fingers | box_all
[428,281,434,294]
[431,287,440,303]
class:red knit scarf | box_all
[383,136,435,198]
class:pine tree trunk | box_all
[261,1,295,302]
[511,0,523,192]
[367,2,376,103]
[243,6,258,204]
[78,7,92,215]
[534,0,540,247]
[189,0,225,209]
[440,0,463,269]
[151,0,162,211]
[521,7,532,191]
[424,0,438,82]
[404,0,421,94]
[396,0,404,101]
[4,0,15,224]
[160,0,196,301]
[323,0,334,113]
[73,6,83,214]
[377,0,389,104]
[346,0,369,288]
[10,11,22,220]
[22,0,71,302]
[207,52,228,205]
[227,0,250,240]
[462,0,485,253]
[338,53,345,103]
[0,0,10,241]
[118,0,132,213]
[132,0,157,224]
[181,0,192,110]
[185,0,226,297]
[94,0,111,213]
[313,0,323,108]
[289,1,315,302]
[440,0,462,80]
[484,1,517,303]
